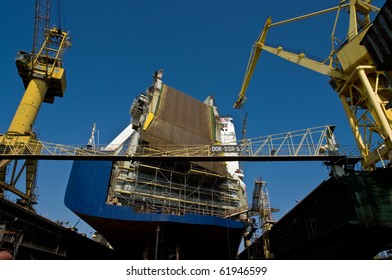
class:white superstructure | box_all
[219,116,247,208]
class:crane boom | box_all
[233,3,352,109]
[32,0,51,56]
[233,17,271,109]
[259,45,344,79]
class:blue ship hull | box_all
[65,160,246,259]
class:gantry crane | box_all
[0,0,71,210]
[233,0,391,171]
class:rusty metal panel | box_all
[157,85,212,141]
[142,84,213,146]
[143,118,211,147]
[141,84,227,175]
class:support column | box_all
[338,93,367,156]
[155,225,160,260]
[357,67,392,163]
[8,79,48,135]
[357,68,392,143]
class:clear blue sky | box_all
[0,1,386,237]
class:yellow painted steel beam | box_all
[356,67,392,168]
[357,67,392,143]
[260,45,344,79]
[233,17,272,109]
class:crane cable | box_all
[57,0,62,29]
[54,0,66,30]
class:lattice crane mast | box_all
[0,0,71,209]
[252,178,278,259]
[233,0,392,171]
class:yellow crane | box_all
[0,0,71,210]
[233,0,391,171]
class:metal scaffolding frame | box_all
[108,160,246,218]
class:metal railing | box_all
[0,125,360,162]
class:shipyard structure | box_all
[2,0,392,260]
[65,71,248,259]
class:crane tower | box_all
[0,0,71,209]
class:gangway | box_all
[0,126,358,163]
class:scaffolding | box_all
[107,159,247,218]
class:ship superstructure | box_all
[65,71,248,259]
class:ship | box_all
[64,70,248,259]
